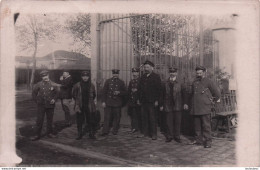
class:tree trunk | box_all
[29,34,38,89]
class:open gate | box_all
[96,13,219,86]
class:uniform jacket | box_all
[139,72,161,103]
[60,75,73,99]
[72,82,96,113]
[127,77,140,107]
[191,77,221,115]
[32,80,59,108]
[102,77,127,107]
[160,78,187,112]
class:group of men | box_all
[30,60,221,149]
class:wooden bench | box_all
[213,111,238,133]
[212,91,238,133]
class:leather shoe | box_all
[188,140,202,145]
[47,134,56,138]
[76,135,83,140]
[165,138,172,143]
[30,136,41,141]
[89,134,96,139]
[112,132,117,135]
[174,137,182,143]
[204,142,212,148]
[152,136,157,140]
[100,133,108,136]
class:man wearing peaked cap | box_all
[31,70,59,141]
[139,60,161,140]
[127,67,142,135]
[101,69,127,136]
[160,67,188,143]
[59,69,73,127]
[187,65,221,148]
[195,66,206,72]
[143,60,155,67]
[39,70,49,77]
[112,69,120,74]
[72,70,97,140]
[81,70,90,76]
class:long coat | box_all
[102,77,127,107]
[191,77,221,115]
[160,78,187,112]
[32,80,59,108]
[139,72,161,103]
[60,75,73,99]
[127,77,140,107]
[72,82,96,113]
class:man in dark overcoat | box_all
[160,67,188,143]
[59,70,73,126]
[101,69,127,136]
[139,60,161,140]
[31,70,59,141]
[188,66,221,148]
[72,71,97,140]
[127,67,142,135]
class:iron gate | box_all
[97,13,219,86]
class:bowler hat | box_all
[40,70,49,77]
[195,66,206,71]
[112,69,120,74]
[143,60,155,67]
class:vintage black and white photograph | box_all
[0,0,259,168]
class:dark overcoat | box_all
[60,75,73,99]
[127,77,140,107]
[32,80,59,108]
[72,82,96,113]
[160,78,187,112]
[139,72,161,103]
[102,77,127,107]
[191,77,221,115]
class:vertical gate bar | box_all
[126,16,129,84]
[154,14,157,65]
[159,14,162,73]
[144,15,147,61]
[104,14,107,79]
[135,16,138,66]
[149,14,152,61]
[118,14,120,70]
[139,15,142,66]
[100,15,103,84]
[109,14,112,75]
[170,15,173,67]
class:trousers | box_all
[193,114,212,143]
[102,107,121,134]
[142,103,157,138]
[36,105,54,136]
[61,99,73,123]
[128,106,142,132]
[166,111,182,139]
[76,107,96,136]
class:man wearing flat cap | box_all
[59,69,73,126]
[31,70,59,141]
[127,67,142,135]
[160,67,188,143]
[187,66,221,148]
[139,60,161,140]
[72,71,97,140]
[101,69,127,136]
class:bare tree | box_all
[15,14,60,88]
[65,14,91,56]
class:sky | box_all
[15,13,91,58]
